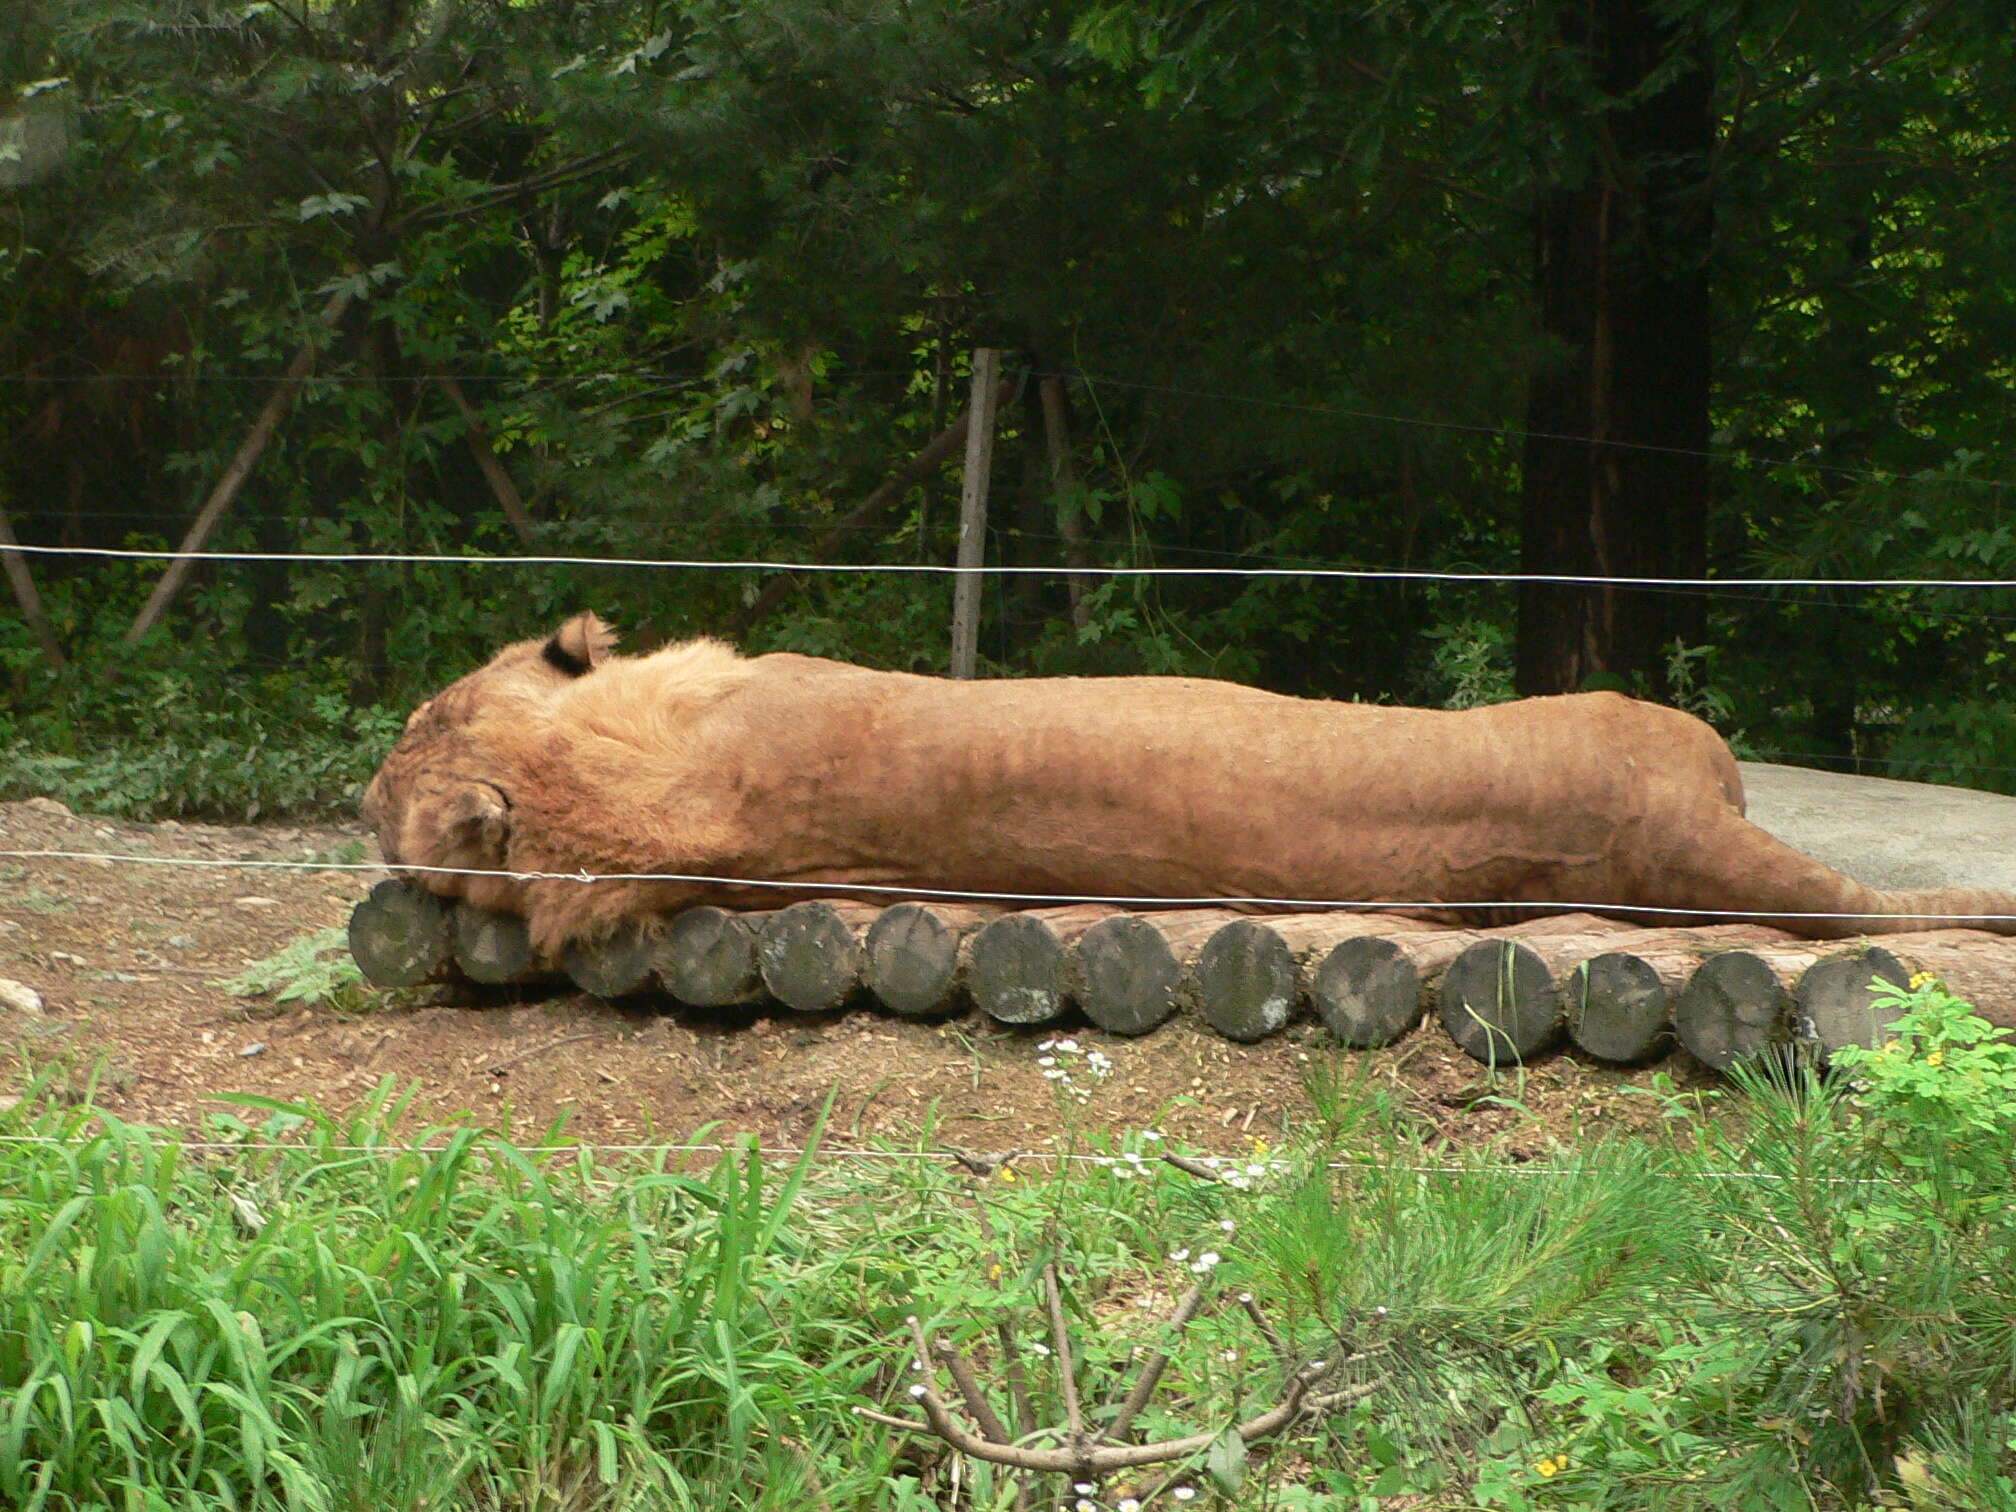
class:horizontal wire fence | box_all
[2,849,2012,921]
[11,539,2016,589]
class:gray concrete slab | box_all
[1737,761,2016,894]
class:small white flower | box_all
[1027,1341,1051,1356]
[1120,1501,1141,1512]
[1192,1251,1221,1273]
[910,1357,924,1371]
[1037,1056,1057,1067]
[1075,1502,1095,1512]
[909,1384,927,1398]
[1226,1175,1252,1191]
[1123,1151,1145,1165]
[1074,1485,1095,1496]
[1374,1305,1388,1317]
[1238,1292,1254,1304]
[1220,1348,1238,1361]
[1142,1130,1163,1142]
[1113,1165,1134,1179]
[1219,1219,1236,1233]
[1056,1038,1080,1053]
[1170,1248,1191,1263]
[1245,1163,1268,1177]
[1173,1488,1197,1503]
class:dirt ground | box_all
[0,797,1718,1160]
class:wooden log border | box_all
[347,881,2007,1075]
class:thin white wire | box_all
[0,1131,1879,1184]
[3,847,2012,922]
[7,540,2016,589]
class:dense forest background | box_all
[4,0,2016,817]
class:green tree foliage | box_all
[3,0,2016,815]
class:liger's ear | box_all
[435,780,512,864]
[542,612,617,676]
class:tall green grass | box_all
[0,1081,896,1511]
[4,980,2016,1510]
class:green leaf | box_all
[1207,1425,1247,1495]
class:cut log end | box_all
[652,906,765,1007]
[863,903,966,1018]
[1072,914,1181,1036]
[346,878,454,988]
[452,902,536,985]
[1674,951,1793,1073]
[1439,940,1561,1066]
[967,913,1071,1025]
[1310,936,1423,1049]
[1564,953,1671,1064]
[1189,921,1298,1043]
[757,900,865,1013]
[1796,947,1913,1063]
[563,924,658,999]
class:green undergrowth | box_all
[4,981,2016,1510]
[0,660,405,823]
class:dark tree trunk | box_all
[1805,207,1879,772]
[1517,0,1714,698]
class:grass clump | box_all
[0,1081,892,1511]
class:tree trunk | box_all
[1040,376,1093,632]
[436,372,540,544]
[0,499,65,669]
[1517,0,1713,697]
[124,285,354,645]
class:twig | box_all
[919,1325,1014,1445]
[856,1365,1379,1473]
[487,1033,597,1075]
[1160,1152,1223,1182]
[1109,1281,1209,1442]
[1044,1264,1086,1447]
[1238,1292,1291,1366]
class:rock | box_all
[233,896,280,909]
[0,979,45,1015]
[25,797,72,817]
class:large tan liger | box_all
[362,613,2016,956]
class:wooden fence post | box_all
[949,348,1000,679]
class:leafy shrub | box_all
[216,928,370,1012]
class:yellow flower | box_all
[996,1166,1017,1183]
[1910,971,1937,990]
[1533,1454,1570,1477]
[1927,1050,1946,1068]
[1884,1041,1909,1056]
